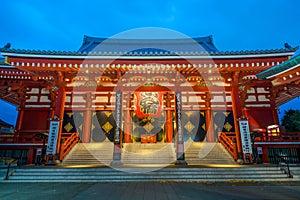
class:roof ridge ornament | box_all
[284,43,292,49]
[3,43,11,49]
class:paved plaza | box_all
[1,181,300,200]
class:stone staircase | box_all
[0,168,6,180]
[62,141,235,166]
[3,142,299,183]
[290,166,300,178]
[122,143,176,165]
[62,142,114,166]
[3,166,295,183]
[184,141,236,164]
[62,142,176,166]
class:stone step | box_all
[122,156,175,159]
[62,143,114,165]
[10,170,285,176]
[12,166,287,172]
[0,168,7,180]
[184,142,236,164]
[70,151,113,153]
[121,160,176,164]
[8,174,288,181]
[4,166,294,183]
[6,178,293,183]
[121,143,176,164]
[288,166,300,179]
[290,166,300,172]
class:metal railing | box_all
[1,150,24,180]
[254,132,300,142]
[4,157,21,180]
[276,153,293,178]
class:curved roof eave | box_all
[257,53,300,80]
[0,47,298,59]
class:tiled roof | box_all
[0,47,298,57]
[0,119,13,127]
[77,35,219,53]
[0,35,298,57]
[257,54,300,79]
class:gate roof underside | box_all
[257,54,300,105]
[0,35,299,106]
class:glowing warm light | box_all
[62,164,104,168]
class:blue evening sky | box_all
[0,0,300,125]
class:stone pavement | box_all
[0,181,300,200]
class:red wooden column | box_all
[205,92,214,142]
[270,92,280,125]
[230,73,243,160]
[82,92,92,143]
[49,90,57,119]
[272,107,280,125]
[27,149,35,164]
[165,92,173,143]
[54,87,66,156]
[15,98,26,142]
[46,85,66,164]
[124,93,132,143]
[242,107,249,118]
[205,108,214,142]
[239,88,248,118]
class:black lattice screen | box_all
[93,111,116,142]
[62,111,84,139]
[181,111,206,142]
[212,110,235,141]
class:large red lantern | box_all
[134,92,163,118]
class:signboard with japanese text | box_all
[114,91,122,144]
[238,119,253,154]
[175,91,183,144]
[46,120,60,155]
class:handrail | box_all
[254,132,300,142]
[218,132,238,160]
[276,154,293,178]
[59,132,79,161]
[0,134,14,143]
[12,130,48,143]
[5,158,18,180]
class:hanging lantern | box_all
[134,92,163,118]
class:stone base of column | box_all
[175,152,188,165]
[175,160,188,165]
[45,154,57,166]
[237,152,244,164]
[110,154,122,166]
[112,152,121,160]
[175,159,188,165]
[110,160,123,166]
[111,145,122,166]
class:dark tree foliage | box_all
[281,109,300,132]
